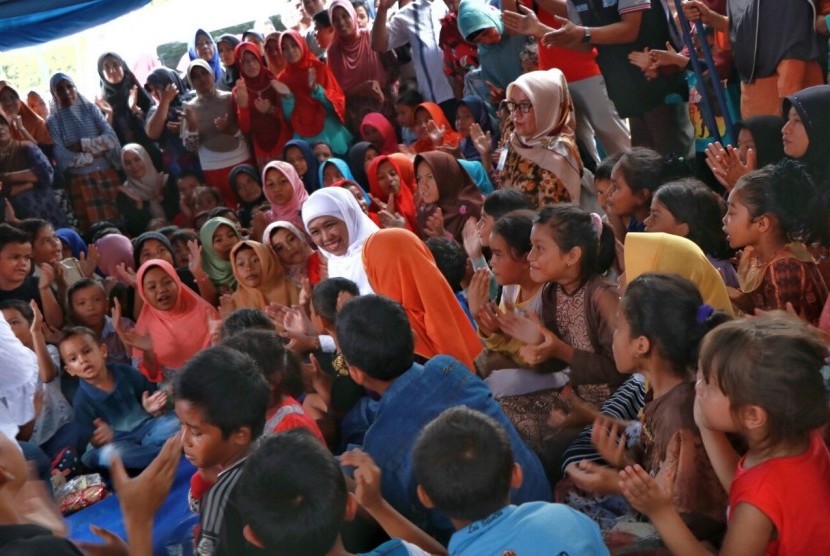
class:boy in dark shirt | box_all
[173,346,269,556]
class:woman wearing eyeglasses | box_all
[490,69,583,209]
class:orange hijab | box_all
[230,240,300,310]
[135,259,218,373]
[411,102,461,154]
[362,228,483,370]
[367,154,419,233]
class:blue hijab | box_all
[320,158,371,205]
[457,0,526,89]
[458,96,499,162]
[282,139,320,193]
[188,29,224,82]
[56,228,87,259]
[458,159,494,195]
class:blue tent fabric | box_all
[0,0,151,50]
[67,457,199,556]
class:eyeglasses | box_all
[504,101,533,114]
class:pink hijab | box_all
[262,160,309,231]
[134,259,218,374]
[326,0,388,94]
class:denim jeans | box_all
[82,413,179,470]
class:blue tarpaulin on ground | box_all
[0,0,151,50]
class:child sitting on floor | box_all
[413,406,608,555]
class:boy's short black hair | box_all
[0,299,33,323]
[208,206,235,220]
[335,295,414,381]
[16,218,51,242]
[425,237,467,293]
[394,87,423,108]
[0,223,30,252]
[238,430,346,555]
[594,152,623,182]
[312,9,331,26]
[219,308,274,340]
[413,407,514,522]
[174,346,270,439]
[86,220,120,244]
[482,189,533,220]
[156,225,179,239]
[311,277,360,325]
[170,228,199,246]
[222,330,303,398]
[177,170,205,185]
[67,278,105,308]
[59,326,101,347]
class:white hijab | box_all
[302,187,379,294]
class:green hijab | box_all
[199,217,240,287]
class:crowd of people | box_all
[1,0,830,554]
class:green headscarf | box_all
[199,217,240,288]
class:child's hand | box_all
[517,312,562,365]
[79,244,100,277]
[705,141,756,192]
[29,300,44,339]
[499,309,544,345]
[565,460,619,495]
[235,80,249,108]
[91,419,114,447]
[265,303,290,333]
[142,391,168,416]
[283,306,311,335]
[619,464,672,517]
[467,268,491,320]
[475,301,502,338]
[425,119,445,146]
[218,293,235,319]
[111,433,182,525]
[75,525,129,556]
[423,208,445,238]
[591,415,629,468]
[114,263,137,288]
[340,449,384,512]
[461,217,482,260]
[299,277,313,312]
[113,299,154,352]
[214,112,230,132]
[38,263,55,290]
[469,123,493,157]
[308,67,317,90]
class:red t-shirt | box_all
[729,432,830,555]
[534,4,600,83]
[265,395,326,445]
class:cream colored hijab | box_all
[506,69,582,202]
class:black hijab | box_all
[97,52,154,114]
[144,67,193,117]
[216,34,241,92]
[783,85,830,185]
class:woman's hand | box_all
[236,81,249,108]
[271,79,292,97]
[254,96,274,115]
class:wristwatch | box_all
[581,26,592,44]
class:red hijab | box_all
[360,112,398,154]
[278,30,346,137]
[367,154,418,233]
[233,42,291,152]
[411,102,461,154]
